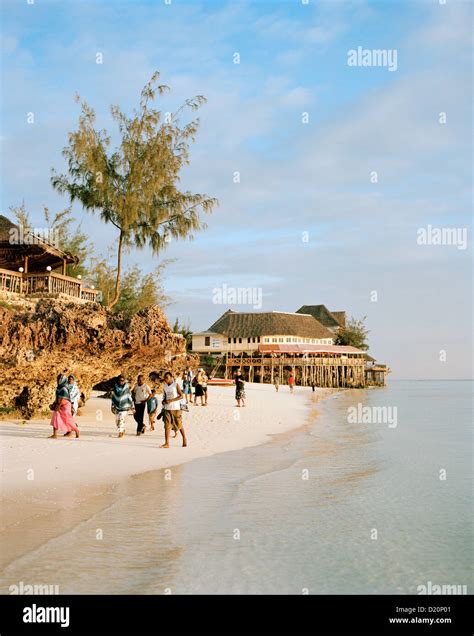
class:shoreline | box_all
[0,383,336,573]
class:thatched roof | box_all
[331,311,346,328]
[0,214,77,272]
[296,305,345,330]
[208,310,334,339]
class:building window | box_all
[205,336,210,347]
[279,337,283,342]
[257,337,260,343]
[252,337,256,343]
[239,337,242,343]
[264,337,269,343]
[247,337,251,343]
[228,337,231,344]
[292,337,297,342]
[233,338,237,344]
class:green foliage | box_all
[52,71,218,308]
[334,316,370,351]
[172,318,192,350]
[90,259,170,316]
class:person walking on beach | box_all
[146,389,158,431]
[111,375,134,438]
[132,375,152,436]
[160,372,187,448]
[68,375,81,422]
[193,369,205,406]
[274,377,279,392]
[235,370,246,407]
[200,369,209,406]
[182,370,192,404]
[49,374,80,439]
[288,373,295,393]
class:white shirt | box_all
[133,383,151,403]
[163,381,181,411]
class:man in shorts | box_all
[160,371,188,448]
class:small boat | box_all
[207,378,234,386]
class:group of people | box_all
[111,371,188,447]
[48,365,299,445]
[274,373,297,393]
[109,367,210,446]
[49,373,81,438]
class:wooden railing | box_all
[0,268,99,302]
[24,272,82,297]
[226,356,364,366]
[0,268,23,294]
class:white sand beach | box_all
[0,383,332,497]
[0,383,332,572]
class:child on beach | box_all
[49,374,80,439]
[68,375,81,416]
[111,375,134,438]
[160,372,187,448]
[182,371,192,404]
[146,389,158,431]
[288,374,295,393]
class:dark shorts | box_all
[163,409,183,432]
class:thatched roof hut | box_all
[0,214,77,273]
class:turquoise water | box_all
[1,380,472,594]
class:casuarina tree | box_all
[52,71,218,308]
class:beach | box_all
[0,381,471,595]
[0,383,331,577]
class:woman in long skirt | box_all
[49,374,80,439]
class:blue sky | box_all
[1,0,472,379]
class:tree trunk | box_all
[107,230,123,309]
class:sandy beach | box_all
[0,383,332,573]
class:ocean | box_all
[1,380,472,595]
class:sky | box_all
[1,0,472,379]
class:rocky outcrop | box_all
[0,298,197,418]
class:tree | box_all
[9,203,91,277]
[172,318,192,350]
[334,316,370,351]
[89,259,170,316]
[51,71,218,309]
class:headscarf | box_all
[56,374,71,401]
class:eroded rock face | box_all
[0,298,196,418]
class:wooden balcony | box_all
[0,268,99,302]
[226,356,365,366]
